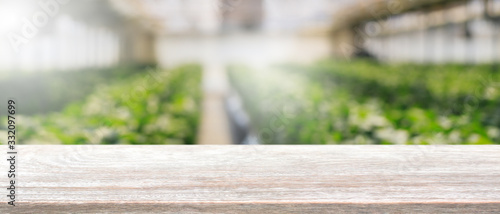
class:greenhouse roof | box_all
[331,0,468,31]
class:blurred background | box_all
[1,0,500,145]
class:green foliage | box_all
[0,65,202,145]
[0,65,148,115]
[229,60,500,144]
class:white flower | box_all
[467,134,480,144]
[448,131,461,144]
[438,116,452,129]
[484,86,499,100]
[375,128,408,144]
[487,127,500,139]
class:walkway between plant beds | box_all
[156,34,332,145]
[197,62,232,145]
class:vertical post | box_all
[118,22,157,66]
[484,0,499,71]
[420,11,427,64]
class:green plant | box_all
[0,64,202,145]
[229,60,500,144]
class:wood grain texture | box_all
[1,145,499,213]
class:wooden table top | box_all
[2,145,499,213]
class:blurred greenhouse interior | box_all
[1,0,500,145]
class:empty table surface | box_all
[1,145,499,213]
